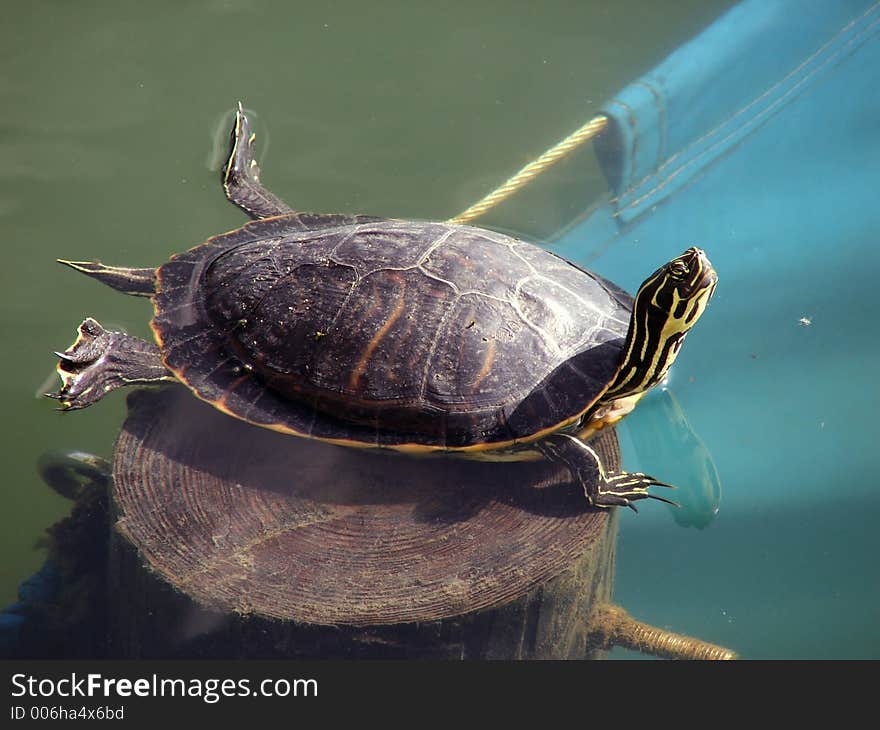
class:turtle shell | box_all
[151,213,633,451]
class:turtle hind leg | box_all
[537,433,678,512]
[223,102,294,220]
[57,260,156,296]
[48,318,174,410]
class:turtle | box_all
[50,103,718,511]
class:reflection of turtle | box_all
[51,104,717,510]
[628,387,722,529]
[27,404,736,658]
[110,386,619,630]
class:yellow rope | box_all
[447,114,609,225]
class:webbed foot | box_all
[223,102,293,220]
[48,318,173,410]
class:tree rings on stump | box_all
[111,386,618,628]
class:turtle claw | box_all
[589,491,642,511]
[43,392,73,412]
[647,493,680,508]
[43,393,71,412]
[607,470,677,491]
[55,347,94,365]
[592,470,681,511]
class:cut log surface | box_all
[112,387,618,628]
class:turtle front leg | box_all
[47,318,175,410]
[223,102,294,220]
[536,433,677,512]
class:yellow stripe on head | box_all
[605,248,717,400]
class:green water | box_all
[2,0,748,656]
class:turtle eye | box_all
[668,261,689,280]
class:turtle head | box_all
[605,247,717,400]
[655,247,718,311]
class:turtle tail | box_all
[57,260,156,296]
